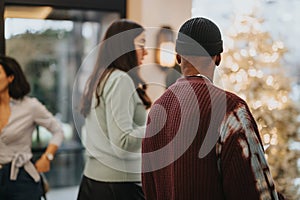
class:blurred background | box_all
[1,0,299,199]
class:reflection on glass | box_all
[5,6,120,187]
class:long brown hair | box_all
[80,19,151,117]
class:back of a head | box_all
[175,17,223,56]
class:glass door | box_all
[4,5,120,187]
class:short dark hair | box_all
[0,55,30,99]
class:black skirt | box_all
[77,175,145,200]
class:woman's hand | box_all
[35,144,58,173]
[35,155,51,173]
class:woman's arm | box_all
[104,73,145,158]
[30,98,64,172]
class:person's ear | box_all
[176,54,181,64]
[8,75,14,83]
[215,54,221,66]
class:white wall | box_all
[127,0,192,101]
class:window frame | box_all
[0,0,127,54]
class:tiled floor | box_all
[46,186,79,200]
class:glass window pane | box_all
[5,5,120,187]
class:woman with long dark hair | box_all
[77,19,151,200]
[0,55,64,200]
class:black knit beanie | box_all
[175,17,223,56]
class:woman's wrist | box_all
[42,153,54,161]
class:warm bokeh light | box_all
[159,42,176,67]
[216,13,300,199]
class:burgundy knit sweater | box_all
[142,76,279,200]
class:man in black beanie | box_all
[142,17,282,200]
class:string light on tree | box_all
[217,13,300,199]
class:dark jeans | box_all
[0,163,43,200]
[77,175,145,200]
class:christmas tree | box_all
[216,14,300,199]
